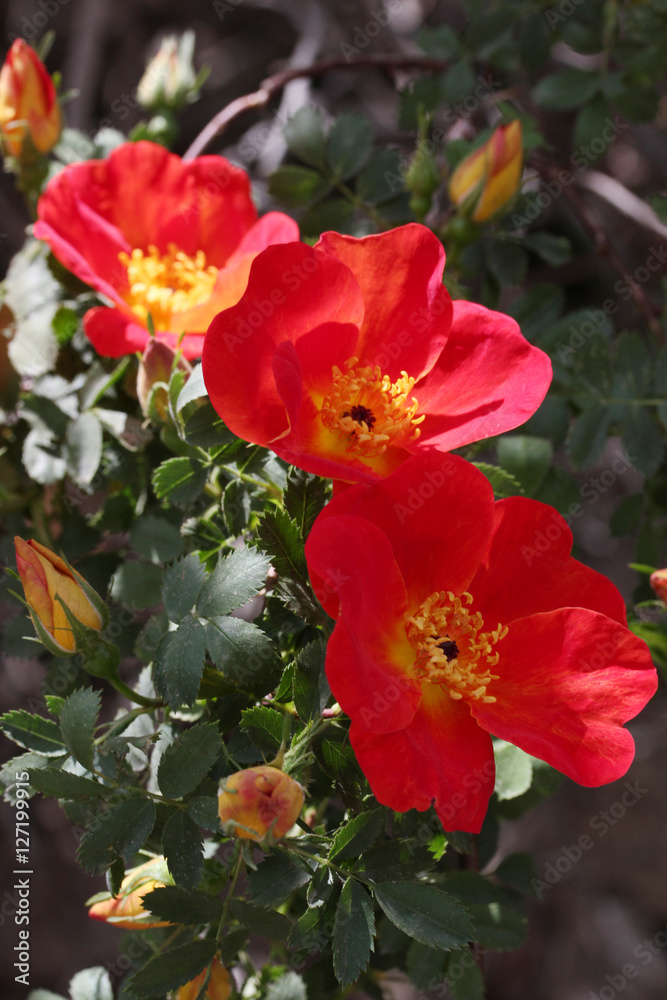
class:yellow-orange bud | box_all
[177,959,232,1000]
[448,120,523,223]
[218,765,304,842]
[0,40,61,158]
[87,858,172,929]
[650,569,667,606]
[14,537,104,653]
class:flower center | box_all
[320,357,424,458]
[405,591,507,704]
[119,243,217,330]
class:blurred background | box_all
[1,0,667,998]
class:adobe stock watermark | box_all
[7,0,71,44]
[340,1,402,63]
[587,922,667,1000]
[530,779,647,899]
[521,450,638,567]
[213,0,244,21]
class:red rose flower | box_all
[33,140,299,359]
[202,224,552,483]
[305,452,657,832]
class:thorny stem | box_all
[184,53,451,159]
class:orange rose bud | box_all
[0,40,61,158]
[14,537,105,654]
[650,569,667,606]
[449,120,523,223]
[177,959,232,1000]
[218,765,304,842]
[87,858,172,929]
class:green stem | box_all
[216,847,244,943]
[218,464,282,498]
[107,674,163,709]
[332,178,387,230]
[90,356,133,408]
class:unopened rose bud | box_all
[218,765,304,842]
[137,339,192,421]
[136,31,208,113]
[650,569,667,606]
[177,958,232,1000]
[448,120,523,223]
[0,39,61,158]
[14,537,106,655]
[87,858,172,929]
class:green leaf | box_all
[268,165,331,207]
[110,561,163,609]
[374,883,473,951]
[327,113,373,180]
[532,69,599,110]
[231,899,292,939]
[187,795,221,832]
[59,688,100,772]
[176,363,206,410]
[256,508,316,617]
[196,547,270,617]
[66,412,103,486]
[568,403,611,468]
[205,616,277,689]
[293,640,330,723]
[130,515,184,564]
[78,798,156,874]
[0,710,66,756]
[522,232,572,267]
[330,808,385,862]
[265,973,307,1000]
[163,551,207,622]
[446,949,486,999]
[610,493,644,537]
[440,872,527,951]
[162,810,204,890]
[124,939,217,999]
[485,241,528,288]
[496,436,552,496]
[154,616,207,708]
[622,407,665,477]
[240,705,284,754]
[417,24,460,58]
[333,879,375,986]
[143,885,223,925]
[356,149,405,205]
[284,106,327,167]
[247,849,312,906]
[300,198,355,239]
[28,768,106,799]
[223,479,251,535]
[355,841,435,882]
[284,466,331,539]
[472,463,523,499]
[152,455,208,504]
[157,723,221,799]
[493,741,533,801]
[573,95,613,160]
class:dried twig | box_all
[183,53,449,159]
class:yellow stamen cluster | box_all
[320,356,425,457]
[119,243,217,329]
[405,591,507,704]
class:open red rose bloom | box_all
[305,452,657,832]
[33,140,298,359]
[202,224,552,483]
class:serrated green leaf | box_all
[268,165,331,207]
[196,547,269,617]
[231,899,292,939]
[162,811,204,890]
[187,795,221,832]
[284,466,331,539]
[446,949,486,999]
[205,616,276,689]
[293,640,330,722]
[247,849,313,906]
[163,551,207,622]
[240,705,284,754]
[157,722,221,799]
[355,840,435,882]
[59,688,100,772]
[77,798,156,874]
[472,463,523,498]
[124,939,217,999]
[327,113,373,181]
[493,741,533,801]
[497,436,552,496]
[440,872,527,951]
[330,809,385,862]
[154,616,207,708]
[356,149,404,204]
[284,106,327,167]
[152,455,208,504]
[0,710,66,756]
[28,768,106,799]
[374,882,473,951]
[333,879,375,986]
[223,479,251,535]
[143,885,222,925]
